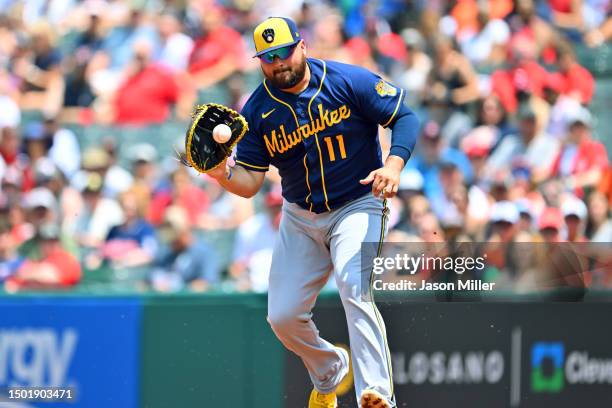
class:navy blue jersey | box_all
[236,58,406,213]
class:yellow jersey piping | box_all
[382,88,404,128]
[263,78,313,211]
[307,59,331,212]
[235,160,269,171]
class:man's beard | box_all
[266,58,307,89]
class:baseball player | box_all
[208,17,419,408]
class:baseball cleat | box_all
[360,389,391,408]
[308,389,337,408]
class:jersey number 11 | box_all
[323,135,347,162]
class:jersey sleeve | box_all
[234,110,271,172]
[350,67,405,128]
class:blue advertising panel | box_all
[0,297,141,408]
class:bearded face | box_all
[260,41,308,90]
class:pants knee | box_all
[267,309,303,336]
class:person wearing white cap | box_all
[397,167,424,193]
[485,201,536,290]
[19,187,79,259]
[128,143,159,190]
[562,196,588,242]
[490,200,520,223]
[489,200,520,243]
[23,187,58,227]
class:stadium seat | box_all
[576,43,612,78]
[590,77,612,151]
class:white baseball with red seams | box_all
[213,124,232,143]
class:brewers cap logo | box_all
[375,79,397,97]
[262,28,275,43]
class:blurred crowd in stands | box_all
[0,0,610,294]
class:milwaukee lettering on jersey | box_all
[264,104,351,157]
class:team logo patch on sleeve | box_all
[375,80,397,97]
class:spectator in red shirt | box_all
[551,107,608,195]
[490,45,548,113]
[113,39,180,125]
[556,42,595,105]
[5,223,81,292]
[148,166,210,227]
[187,6,245,89]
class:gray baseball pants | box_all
[267,193,395,406]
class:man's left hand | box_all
[360,155,405,198]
